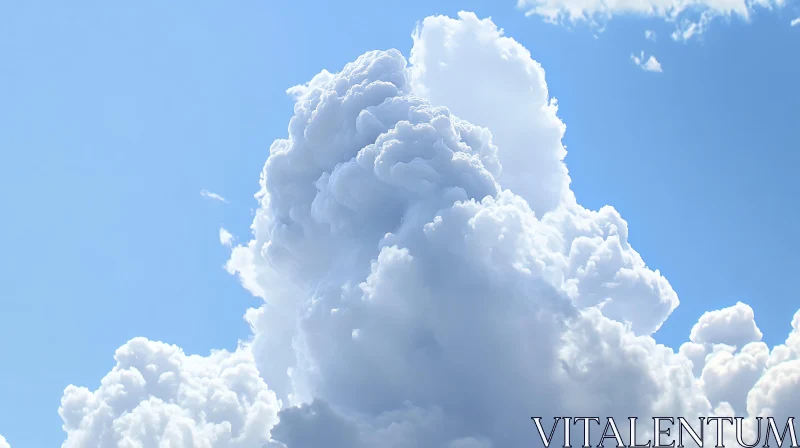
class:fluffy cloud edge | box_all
[59,337,280,447]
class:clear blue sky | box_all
[1,1,798,446]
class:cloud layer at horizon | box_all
[50,11,800,448]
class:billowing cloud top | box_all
[60,10,800,448]
[408,12,570,214]
[690,301,763,347]
[60,338,279,447]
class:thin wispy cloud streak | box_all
[200,189,228,203]
[517,0,787,40]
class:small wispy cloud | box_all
[200,189,227,203]
[645,29,657,41]
[518,0,781,41]
[631,51,663,73]
[219,227,234,247]
[791,17,800,26]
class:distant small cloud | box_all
[200,189,227,203]
[791,17,800,26]
[670,17,705,41]
[631,51,663,72]
[645,29,657,41]
[219,227,234,247]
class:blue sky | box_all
[1,1,799,446]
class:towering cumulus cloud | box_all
[229,11,698,446]
[60,11,800,448]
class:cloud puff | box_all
[64,10,798,448]
[201,189,228,203]
[408,12,569,215]
[747,311,800,417]
[690,301,763,347]
[220,227,234,247]
[407,13,679,334]
[517,0,785,40]
[645,29,657,40]
[0,434,9,448]
[59,338,280,447]
[678,305,798,420]
[700,342,770,415]
[631,51,663,72]
[224,12,704,447]
[792,17,800,25]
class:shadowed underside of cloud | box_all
[58,10,800,448]
[516,0,787,40]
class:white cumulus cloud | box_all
[700,342,770,414]
[226,12,700,447]
[59,338,280,447]
[632,51,664,72]
[791,16,800,25]
[0,434,9,448]
[681,305,800,420]
[62,10,799,448]
[690,301,763,347]
[645,29,657,40]
[408,12,570,215]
